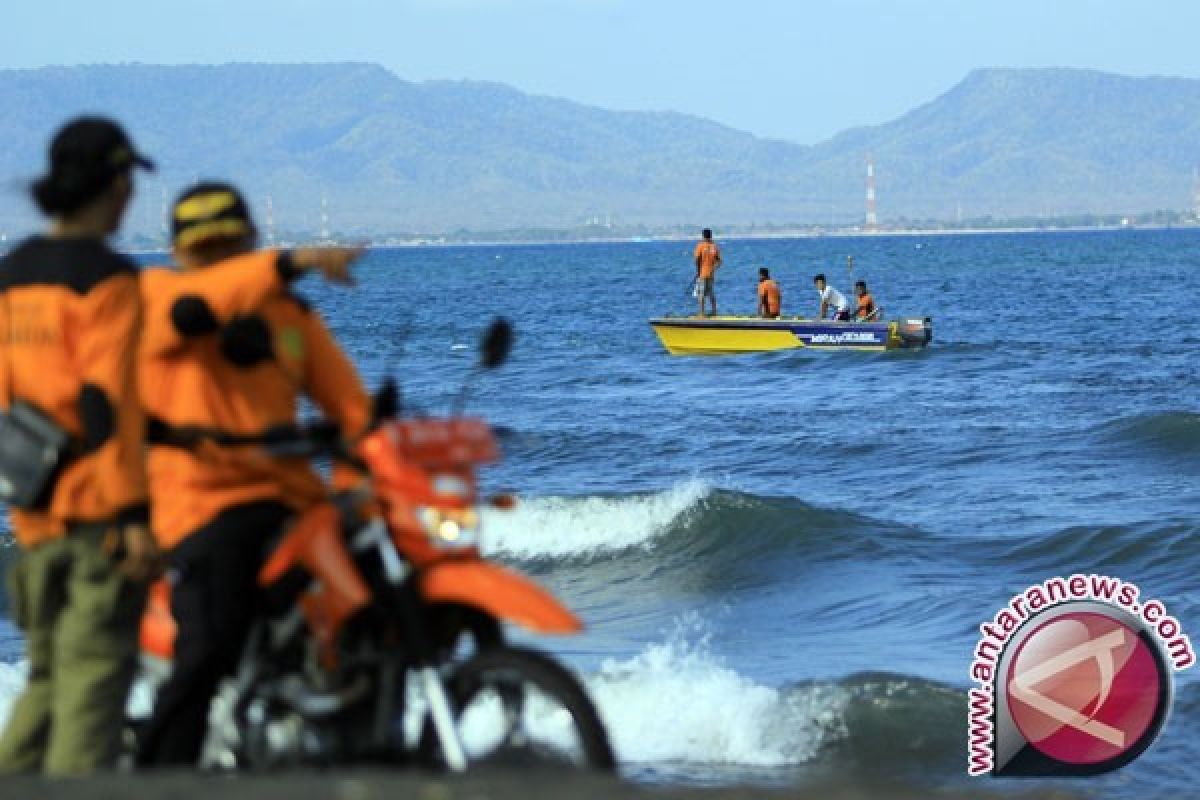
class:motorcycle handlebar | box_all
[260,420,356,463]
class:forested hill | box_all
[0,64,1195,236]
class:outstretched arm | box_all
[142,246,363,357]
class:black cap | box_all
[32,116,154,215]
[46,116,154,177]
[172,182,255,249]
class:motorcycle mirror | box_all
[480,318,513,369]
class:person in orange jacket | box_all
[693,228,722,317]
[135,182,371,766]
[854,280,879,321]
[0,117,160,775]
[757,267,782,318]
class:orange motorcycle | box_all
[138,320,615,771]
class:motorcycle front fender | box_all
[419,560,583,635]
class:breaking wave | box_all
[583,616,965,774]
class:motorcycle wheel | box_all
[423,645,616,771]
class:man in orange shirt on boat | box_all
[757,267,781,318]
[693,228,721,317]
[854,280,879,321]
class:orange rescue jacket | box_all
[694,241,721,279]
[0,236,148,547]
[856,293,876,319]
[139,250,370,549]
[758,279,781,316]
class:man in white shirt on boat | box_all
[814,273,851,320]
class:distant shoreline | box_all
[107,221,1200,256]
[350,222,1200,250]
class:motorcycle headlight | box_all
[416,506,481,550]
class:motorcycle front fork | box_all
[360,519,469,772]
[419,665,468,771]
[370,657,460,770]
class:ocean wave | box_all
[973,519,1200,589]
[482,483,915,566]
[485,480,1198,584]
[1099,410,1200,456]
[2,620,1192,781]
[482,480,711,560]
[588,633,1194,778]
[585,615,831,766]
[581,615,963,771]
[0,616,952,775]
[812,672,965,771]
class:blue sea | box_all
[1,228,1198,796]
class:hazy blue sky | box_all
[4,0,1199,143]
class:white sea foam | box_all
[450,615,845,768]
[583,615,844,766]
[481,480,710,560]
[0,659,26,729]
[0,617,845,770]
[0,658,157,729]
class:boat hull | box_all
[649,316,932,355]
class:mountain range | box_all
[0,63,1196,236]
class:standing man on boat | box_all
[757,267,781,318]
[694,228,721,317]
[814,273,851,320]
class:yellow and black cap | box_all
[172,182,256,250]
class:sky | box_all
[3,0,1200,144]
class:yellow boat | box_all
[649,315,933,356]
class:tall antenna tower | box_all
[320,193,331,242]
[266,195,276,247]
[865,154,878,230]
[1192,168,1200,221]
[160,185,169,247]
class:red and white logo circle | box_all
[1005,610,1167,767]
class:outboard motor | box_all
[896,317,933,347]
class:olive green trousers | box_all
[0,523,145,775]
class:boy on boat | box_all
[693,228,721,317]
[854,280,879,321]
[814,273,851,320]
[757,267,781,318]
